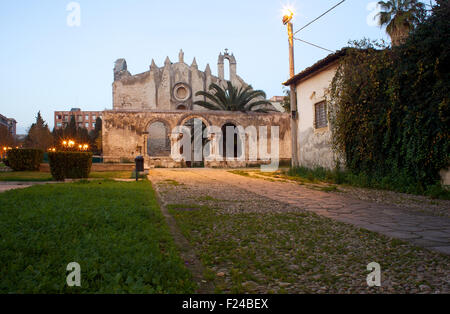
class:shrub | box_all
[2,158,10,167]
[289,166,450,200]
[426,183,450,200]
[48,152,93,181]
[6,149,43,171]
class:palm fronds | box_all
[194,82,275,113]
[376,0,426,46]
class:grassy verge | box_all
[0,180,195,293]
[230,167,449,200]
[168,204,449,294]
[287,167,450,200]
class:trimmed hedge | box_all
[2,158,10,167]
[6,149,43,171]
[48,152,93,181]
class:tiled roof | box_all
[283,48,348,86]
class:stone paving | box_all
[150,168,450,255]
[0,181,65,193]
[0,182,35,193]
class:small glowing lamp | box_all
[282,7,294,25]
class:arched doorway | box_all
[147,121,170,157]
[183,118,208,168]
[221,123,242,160]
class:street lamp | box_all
[282,8,294,25]
[282,7,299,167]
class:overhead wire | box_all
[293,0,346,35]
[293,37,334,53]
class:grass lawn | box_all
[0,171,144,182]
[0,180,195,293]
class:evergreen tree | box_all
[25,111,53,150]
[65,115,77,139]
[0,125,15,147]
[89,117,102,154]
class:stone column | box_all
[170,133,183,162]
[142,132,149,156]
[205,133,223,162]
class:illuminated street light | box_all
[282,5,299,168]
[282,7,294,25]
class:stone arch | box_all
[218,50,237,81]
[218,52,237,65]
[219,119,242,128]
[177,114,212,129]
[146,119,171,157]
[145,118,174,135]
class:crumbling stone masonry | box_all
[103,50,291,168]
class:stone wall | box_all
[102,110,291,168]
[40,163,135,172]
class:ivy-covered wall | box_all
[328,1,449,192]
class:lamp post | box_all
[283,9,299,168]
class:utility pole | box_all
[284,11,299,168]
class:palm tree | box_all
[377,0,426,46]
[194,82,274,113]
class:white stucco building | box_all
[284,50,346,170]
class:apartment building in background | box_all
[54,108,102,131]
[0,114,17,137]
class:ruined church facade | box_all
[103,50,291,168]
[112,49,247,111]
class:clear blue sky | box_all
[1,0,393,133]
